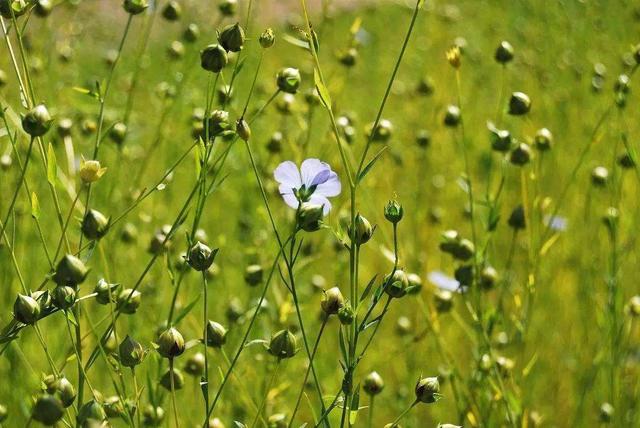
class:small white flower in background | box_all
[428,270,466,293]
[544,215,568,232]
[273,158,341,215]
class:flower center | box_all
[294,184,317,203]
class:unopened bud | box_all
[157,327,185,358]
[415,376,440,403]
[268,329,297,359]
[321,287,345,315]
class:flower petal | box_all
[300,158,330,187]
[280,190,299,210]
[427,271,460,292]
[308,194,332,216]
[314,171,341,197]
[274,161,302,189]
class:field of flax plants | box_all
[0,0,640,427]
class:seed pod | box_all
[117,289,141,314]
[406,273,423,295]
[446,45,461,68]
[14,294,40,324]
[203,109,230,138]
[109,122,127,145]
[443,104,461,127]
[236,118,251,141]
[94,279,119,305]
[268,329,297,359]
[157,327,185,358]
[183,23,200,43]
[160,368,185,391]
[81,209,109,240]
[0,0,29,19]
[384,269,409,298]
[494,41,514,64]
[350,213,373,245]
[259,28,275,48]
[268,413,287,428]
[123,0,148,15]
[496,356,515,376]
[591,166,609,187]
[508,204,526,230]
[480,266,498,290]
[600,403,614,423]
[200,44,228,73]
[508,92,531,115]
[167,40,185,59]
[416,75,435,95]
[339,47,358,67]
[0,404,6,422]
[321,287,345,315]
[184,352,205,377]
[219,23,245,52]
[366,119,393,143]
[103,396,125,419]
[187,241,217,271]
[244,264,263,286]
[602,207,619,233]
[416,129,431,148]
[617,152,636,169]
[77,399,107,425]
[384,200,404,224]
[219,0,237,16]
[32,395,64,426]
[143,405,165,426]
[162,0,181,21]
[415,376,440,403]
[488,122,512,152]
[363,371,384,396]
[297,203,324,232]
[22,104,52,137]
[34,0,52,17]
[119,335,145,368]
[56,377,76,408]
[79,158,107,183]
[57,118,73,138]
[509,142,532,166]
[276,68,301,94]
[454,265,473,287]
[434,289,453,313]
[52,286,76,310]
[205,321,228,348]
[534,128,553,151]
[453,238,474,261]
[338,303,355,325]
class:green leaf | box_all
[314,69,332,111]
[349,387,360,425]
[282,34,309,50]
[46,143,57,187]
[30,192,40,219]
[359,275,378,303]
[357,146,388,183]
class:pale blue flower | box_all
[274,158,341,215]
[428,270,466,293]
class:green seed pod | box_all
[268,329,297,359]
[338,303,354,325]
[0,404,6,422]
[162,0,181,21]
[415,376,440,403]
[77,399,107,425]
[297,203,324,232]
[143,405,165,426]
[94,279,119,305]
[236,118,251,141]
[119,335,145,368]
[416,129,431,148]
[244,264,263,286]
[109,122,127,145]
[203,109,230,138]
[184,352,205,377]
[350,213,373,245]
[416,75,435,96]
[494,41,514,64]
[591,166,609,187]
[453,238,474,261]
[22,104,52,137]
[200,44,228,73]
[366,119,393,143]
[0,0,28,20]
[219,23,245,52]
[32,395,64,426]
[123,0,148,15]
[488,122,512,152]
[534,128,553,151]
[396,316,412,335]
[496,356,515,376]
[81,209,109,240]
[508,92,531,115]
[79,159,107,184]
[480,266,498,290]
[443,105,461,127]
[117,289,141,314]
[167,40,185,59]
[384,200,403,224]
[226,298,244,323]
[626,295,640,317]
[120,222,137,243]
[52,286,76,310]
[363,371,384,396]
[160,368,185,391]
[276,68,301,94]
[384,269,409,298]
[321,287,345,315]
[617,152,636,169]
[56,377,76,408]
[148,232,170,255]
[57,117,73,138]
[205,321,228,348]
[454,264,473,287]
[406,273,423,295]
[267,131,283,153]
[0,69,6,87]
[218,0,237,16]
[600,403,614,423]
[439,230,460,255]
[34,0,53,17]
[81,118,97,135]
[187,241,217,271]
[339,47,358,67]
[103,396,125,419]
[509,142,532,166]
[259,28,275,48]
[157,327,185,358]
[434,289,453,313]
[14,294,41,324]
[183,23,200,43]
[508,204,526,230]
[615,74,630,94]
[602,207,619,233]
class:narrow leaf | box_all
[30,192,40,219]
[314,69,332,111]
[46,143,57,186]
[358,146,388,183]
